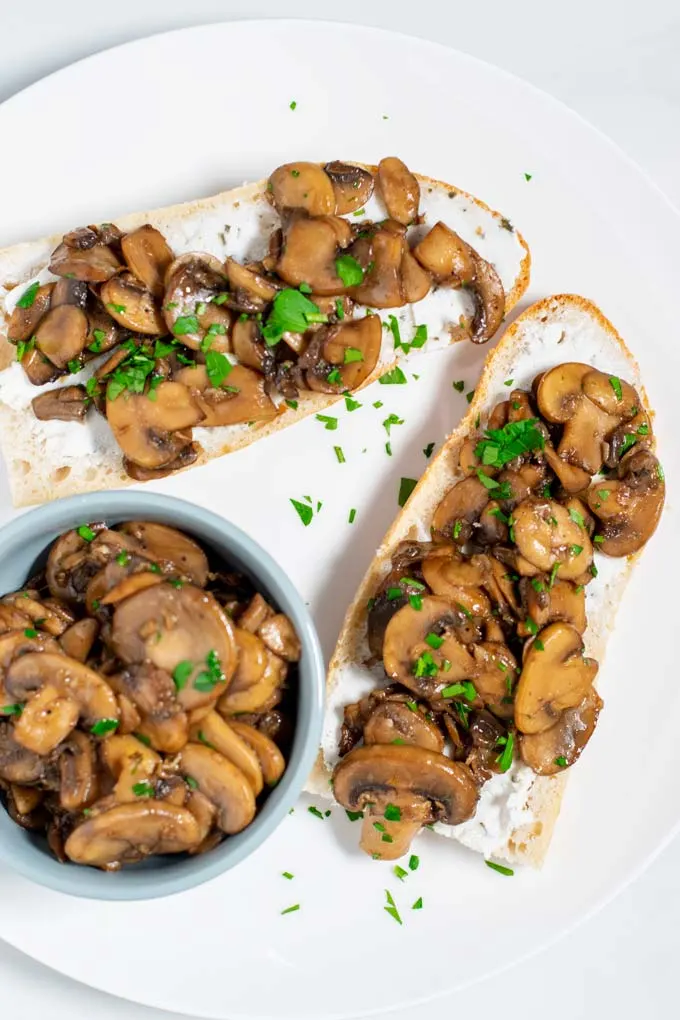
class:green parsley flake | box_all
[452,380,465,392]
[475,418,545,468]
[16,281,40,309]
[0,703,23,716]
[524,172,532,182]
[132,781,155,798]
[384,803,401,821]
[383,413,404,435]
[412,897,423,910]
[609,376,623,401]
[172,315,200,336]
[345,395,361,412]
[327,368,342,385]
[409,854,419,871]
[172,660,193,691]
[185,775,198,789]
[335,299,345,320]
[91,718,119,737]
[348,508,357,524]
[286,399,299,410]
[290,499,314,526]
[423,442,435,458]
[289,100,297,110]
[495,732,515,773]
[485,860,514,876]
[205,350,233,388]
[568,508,585,528]
[346,809,363,822]
[393,865,408,881]
[504,378,514,387]
[262,289,326,345]
[398,477,417,507]
[409,594,423,611]
[24,628,38,639]
[554,755,568,767]
[281,904,300,915]
[77,524,96,543]
[379,367,407,385]
[466,391,475,404]
[335,255,364,287]
[315,414,338,431]
[344,347,363,364]
[282,871,294,880]
[308,806,325,820]
[425,632,444,650]
[334,446,346,464]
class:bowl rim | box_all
[0,491,325,900]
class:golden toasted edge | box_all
[0,168,530,506]
[310,294,648,867]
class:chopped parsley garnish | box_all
[500,218,514,232]
[554,756,568,767]
[335,255,364,287]
[346,809,363,821]
[262,289,326,345]
[345,395,361,411]
[91,718,119,737]
[548,562,560,588]
[393,865,408,881]
[115,550,130,567]
[197,730,215,749]
[609,376,623,401]
[598,489,610,500]
[618,433,638,457]
[281,904,300,915]
[373,400,383,408]
[77,524,96,542]
[344,347,363,364]
[290,499,314,526]
[379,367,407,385]
[570,544,583,556]
[23,627,38,639]
[525,617,539,636]
[384,890,402,925]
[531,578,545,593]
[408,854,420,872]
[335,299,345,320]
[423,442,435,458]
[452,380,465,392]
[308,806,325,819]
[348,508,357,524]
[412,897,423,910]
[466,390,475,404]
[414,651,438,678]
[285,399,299,410]
[289,100,297,110]
[193,650,224,693]
[485,860,514,876]
[316,414,338,430]
[568,508,585,528]
[657,463,665,481]
[171,315,200,336]
[16,281,40,308]
[425,632,444,650]
[373,821,386,832]
[453,520,462,540]
[88,328,107,353]
[172,660,193,691]
[495,732,514,773]
[282,871,294,880]
[185,776,199,790]
[387,315,402,350]
[409,594,423,611]
[504,379,514,387]
[594,535,604,545]
[205,349,233,388]
[398,477,417,507]
[383,413,404,435]
[475,418,545,468]
[385,442,392,457]
[0,703,23,716]
[327,368,342,385]
[400,576,425,590]
[534,638,545,651]
[386,587,403,601]
[132,781,155,798]
[384,803,401,821]
[15,337,35,361]
[334,446,346,464]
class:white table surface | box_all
[1,2,678,1018]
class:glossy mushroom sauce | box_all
[8,158,505,480]
[332,363,665,859]
[0,521,300,869]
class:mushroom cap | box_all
[383,595,476,697]
[324,161,374,215]
[100,272,165,334]
[175,363,277,427]
[586,449,665,557]
[101,732,162,802]
[376,157,420,225]
[514,622,598,734]
[512,498,593,579]
[189,711,263,796]
[431,476,490,542]
[230,628,268,694]
[58,729,98,811]
[0,721,46,784]
[110,583,237,711]
[178,742,256,834]
[163,253,231,350]
[363,700,445,752]
[228,720,286,787]
[268,162,335,216]
[276,217,348,295]
[217,650,284,715]
[8,283,53,342]
[469,252,505,343]
[6,652,119,728]
[333,744,478,826]
[106,381,204,470]
[121,225,174,298]
[117,521,209,586]
[49,232,122,283]
[305,315,382,393]
[349,229,406,309]
[258,613,302,662]
[12,683,79,755]
[521,577,586,635]
[34,305,89,369]
[31,385,88,423]
[64,801,202,866]
[520,685,603,774]
[413,222,475,283]
[59,618,99,662]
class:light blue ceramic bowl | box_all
[0,491,325,900]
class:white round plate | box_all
[0,19,678,1020]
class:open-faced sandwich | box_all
[307,295,664,868]
[0,158,529,506]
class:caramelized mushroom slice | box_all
[178,742,256,834]
[324,161,374,214]
[471,641,518,718]
[304,315,381,393]
[34,305,89,368]
[276,217,349,294]
[400,249,431,302]
[230,628,268,693]
[189,711,263,795]
[13,683,80,755]
[268,162,335,215]
[101,733,161,802]
[520,577,586,635]
[333,744,478,858]
[228,720,285,787]
[116,522,209,585]
[257,614,301,662]
[537,364,627,474]
[413,222,475,283]
[59,729,98,811]
[520,685,603,774]
[7,283,53,341]
[0,628,59,668]
[6,652,119,729]
[21,346,59,385]
[49,227,123,283]
[0,721,46,783]
[100,272,165,334]
[512,499,593,579]
[359,817,425,860]
[32,384,88,422]
[174,363,277,427]
[350,228,405,309]
[121,225,174,297]
[363,700,445,752]
[543,444,592,495]
[123,444,200,482]
[106,381,204,469]
[431,476,490,543]
[469,253,505,343]
[586,449,664,556]
[376,157,420,225]
[231,317,266,370]
[421,552,492,617]
[238,593,274,633]
[383,596,476,698]
[224,258,277,314]
[218,651,284,715]
[514,622,598,734]
[163,254,231,351]
[111,583,237,712]
[65,801,201,866]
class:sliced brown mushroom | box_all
[469,253,505,343]
[514,622,598,734]
[11,784,43,816]
[543,444,592,494]
[268,162,335,215]
[376,157,420,225]
[229,628,268,693]
[537,364,633,475]
[178,742,256,834]
[363,700,445,751]
[189,711,263,795]
[520,685,602,774]
[116,522,209,585]
[121,225,174,297]
[231,317,266,370]
[101,733,161,802]
[6,652,119,730]
[304,315,381,393]
[470,641,518,718]
[413,222,476,283]
[382,596,476,698]
[224,258,278,314]
[217,651,284,715]
[519,577,586,635]
[98,571,164,607]
[32,384,88,422]
[431,476,490,543]
[238,593,274,633]
[106,381,204,470]
[34,305,89,369]
[421,551,492,618]
[163,254,231,351]
[7,282,53,341]
[111,582,237,712]
[0,628,60,668]
[59,729,98,811]
[13,683,80,755]
[586,449,664,556]
[333,743,478,858]
[49,226,123,283]
[21,346,60,386]
[174,363,277,426]
[0,721,46,783]
[512,499,593,579]
[54,619,98,661]
[227,720,285,787]
[277,216,350,294]
[64,800,202,866]
[324,161,374,214]
[100,272,165,334]
[349,228,405,308]
[123,444,200,482]
[257,614,301,662]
